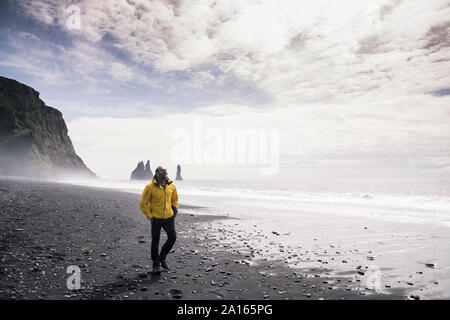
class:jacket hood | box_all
[152,176,173,187]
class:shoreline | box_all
[0,177,406,300]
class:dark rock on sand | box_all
[0,76,97,179]
[169,288,183,299]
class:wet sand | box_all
[0,177,404,300]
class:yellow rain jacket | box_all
[140,176,178,220]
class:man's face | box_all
[157,168,167,180]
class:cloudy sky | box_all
[0,0,449,180]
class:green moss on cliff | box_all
[0,127,32,147]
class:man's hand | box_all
[172,205,178,218]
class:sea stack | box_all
[145,160,153,177]
[176,164,183,181]
[130,160,153,180]
[0,76,97,179]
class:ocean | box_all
[62,177,450,227]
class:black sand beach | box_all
[0,177,404,300]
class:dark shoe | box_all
[152,264,161,275]
[160,258,170,270]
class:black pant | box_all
[151,217,176,266]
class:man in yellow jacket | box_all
[140,166,179,275]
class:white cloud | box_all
[108,62,133,82]
[15,0,450,104]
[0,29,159,88]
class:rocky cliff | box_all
[0,76,97,179]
